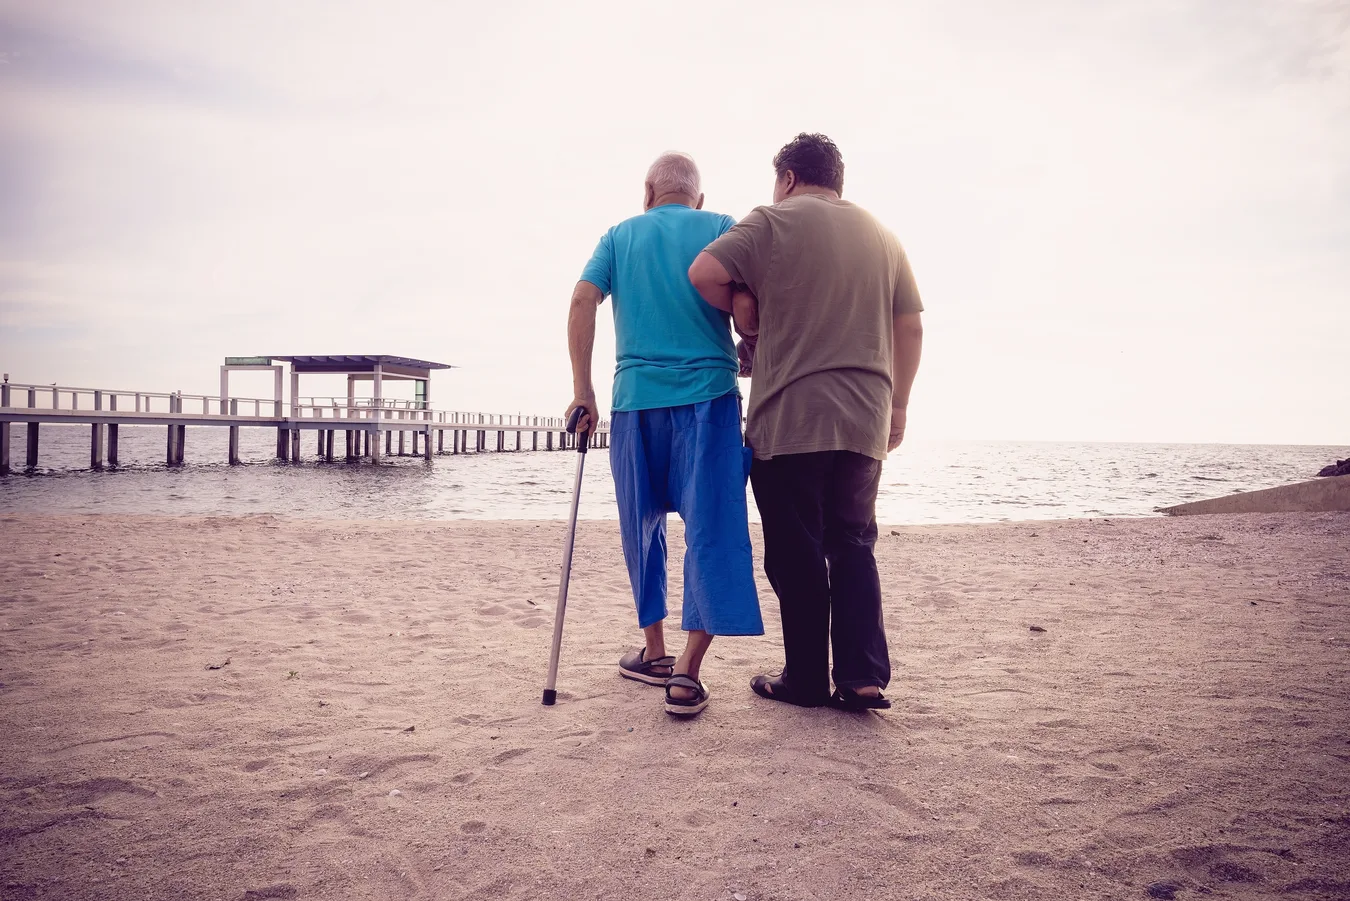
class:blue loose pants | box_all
[610,393,763,636]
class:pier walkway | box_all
[0,381,608,473]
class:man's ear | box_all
[783,170,797,196]
[695,193,705,210]
[644,182,655,210]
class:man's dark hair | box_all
[772,133,844,194]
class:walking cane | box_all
[542,406,592,706]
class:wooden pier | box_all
[0,378,608,474]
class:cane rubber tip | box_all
[541,689,557,706]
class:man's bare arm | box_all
[889,311,924,451]
[688,252,735,312]
[566,280,604,432]
[731,290,759,338]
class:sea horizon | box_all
[1,424,1341,525]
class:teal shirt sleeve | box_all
[579,230,614,297]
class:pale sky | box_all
[1,1,1346,444]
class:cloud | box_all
[0,0,1345,443]
[0,11,271,112]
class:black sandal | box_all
[618,647,675,686]
[830,687,892,711]
[664,675,710,717]
[750,674,828,708]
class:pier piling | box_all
[0,386,8,473]
[166,396,178,465]
[90,391,104,469]
[228,399,240,465]
[91,423,104,469]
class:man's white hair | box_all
[645,151,702,198]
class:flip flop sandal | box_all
[830,687,893,711]
[750,674,828,708]
[618,647,676,686]
[664,675,710,717]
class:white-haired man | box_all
[567,152,763,717]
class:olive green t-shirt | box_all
[704,194,922,461]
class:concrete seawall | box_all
[1160,474,1350,516]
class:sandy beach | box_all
[0,511,1347,901]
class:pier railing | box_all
[1,384,608,432]
[1,383,281,417]
[291,397,605,431]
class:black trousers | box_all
[750,451,890,702]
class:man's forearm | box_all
[892,312,924,409]
[688,252,735,312]
[568,283,602,396]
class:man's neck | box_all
[649,192,696,209]
[789,185,840,200]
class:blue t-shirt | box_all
[580,204,739,413]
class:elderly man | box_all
[567,152,762,717]
[689,133,924,711]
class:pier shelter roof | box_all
[228,355,454,380]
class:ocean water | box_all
[0,424,1342,524]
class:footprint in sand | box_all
[450,772,478,785]
[1171,844,1266,886]
[460,820,487,834]
[1085,742,1160,773]
[491,748,531,765]
[859,783,926,818]
[554,730,594,741]
[41,731,175,761]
